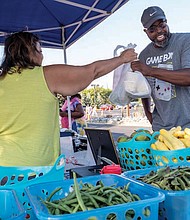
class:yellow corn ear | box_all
[160,129,186,150]
[158,162,164,166]
[163,137,175,150]
[184,134,190,139]
[169,126,181,134]
[168,127,176,135]
[162,156,169,164]
[158,134,164,142]
[154,140,169,151]
[151,143,157,150]
[177,126,182,131]
[184,128,190,136]
[179,138,190,148]
[173,130,185,138]
[172,158,178,163]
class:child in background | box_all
[60,94,87,134]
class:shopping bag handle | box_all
[113,43,137,57]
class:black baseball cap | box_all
[141,6,166,29]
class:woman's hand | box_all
[120,49,138,63]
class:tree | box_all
[81,87,112,108]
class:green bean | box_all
[171,178,180,186]
[184,171,190,177]
[138,173,158,184]
[73,172,87,211]
[88,189,102,195]
[175,185,181,191]
[46,187,62,202]
[97,180,104,187]
[143,208,151,217]
[63,190,76,201]
[182,174,190,187]
[55,208,60,215]
[132,194,141,201]
[176,177,186,190]
[72,204,80,213]
[123,191,134,200]
[102,189,115,196]
[62,197,78,205]
[108,193,115,204]
[91,194,111,206]
[81,192,99,208]
[159,179,168,189]
[44,200,69,213]
[123,183,130,191]
[81,185,101,192]
[111,190,130,203]
[60,203,73,214]
[164,168,179,177]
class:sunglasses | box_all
[145,21,167,33]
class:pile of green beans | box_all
[137,166,190,191]
[41,173,144,218]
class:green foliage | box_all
[81,87,112,108]
[57,87,113,109]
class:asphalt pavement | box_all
[87,119,152,142]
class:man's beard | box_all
[153,33,171,48]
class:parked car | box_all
[115,105,122,109]
[100,104,114,111]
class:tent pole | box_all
[62,27,72,130]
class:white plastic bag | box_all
[109,44,151,106]
[109,44,135,106]
[124,70,151,99]
[109,63,132,106]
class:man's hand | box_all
[131,60,151,76]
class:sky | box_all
[2,0,190,89]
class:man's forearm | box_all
[148,68,190,86]
[142,98,152,124]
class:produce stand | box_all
[2,127,190,220]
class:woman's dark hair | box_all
[71,93,82,99]
[0,31,40,77]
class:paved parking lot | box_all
[87,117,152,142]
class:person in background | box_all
[60,93,86,134]
[86,105,93,121]
[131,6,190,131]
[0,31,137,166]
[91,105,98,117]
[74,94,87,136]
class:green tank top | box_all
[0,66,60,166]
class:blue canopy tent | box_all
[0,0,129,129]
